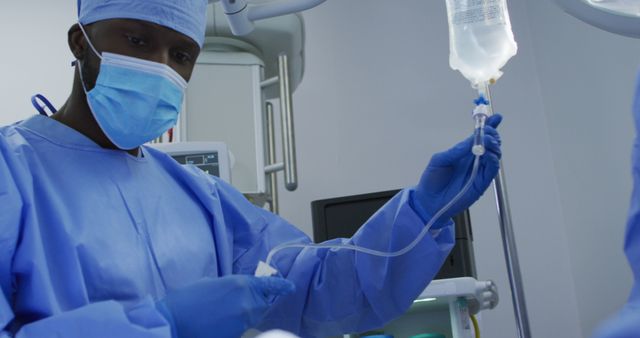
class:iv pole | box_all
[483,84,532,338]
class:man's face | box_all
[71,19,201,90]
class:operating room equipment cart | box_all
[342,277,499,338]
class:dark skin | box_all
[52,19,201,156]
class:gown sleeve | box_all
[212,177,455,337]
[591,73,640,338]
[0,136,172,338]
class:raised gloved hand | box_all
[413,114,502,225]
[156,275,296,338]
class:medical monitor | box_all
[148,142,232,183]
[311,189,477,280]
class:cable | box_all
[471,314,481,338]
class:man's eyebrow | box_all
[107,19,200,52]
[175,38,200,51]
[116,19,157,32]
[127,20,199,47]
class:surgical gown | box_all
[593,74,640,338]
[0,115,454,338]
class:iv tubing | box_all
[471,314,481,338]
[472,113,487,156]
[264,151,482,267]
[472,92,490,156]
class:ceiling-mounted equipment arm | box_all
[248,0,327,21]
[554,0,640,38]
[220,0,327,35]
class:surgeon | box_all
[0,1,502,338]
[592,74,640,338]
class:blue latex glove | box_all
[413,114,502,225]
[156,275,296,338]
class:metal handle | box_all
[265,102,279,214]
[278,53,298,191]
[484,85,532,338]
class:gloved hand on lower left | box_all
[156,275,296,338]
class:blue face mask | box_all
[78,24,187,150]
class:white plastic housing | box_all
[555,0,640,37]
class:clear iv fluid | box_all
[445,0,518,87]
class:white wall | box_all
[1,1,637,338]
[525,0,639,335]
[0,2,76,124]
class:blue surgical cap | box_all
[78,0,208,47]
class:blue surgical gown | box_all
[0,115,454,338]
[593,74,640,338]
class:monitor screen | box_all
[171,152,221,178]
[311,189,476,279]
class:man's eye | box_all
[126,35,146,46]
[174,51,193,64]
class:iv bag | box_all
[445,0,518,88]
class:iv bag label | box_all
[451,0,505,26]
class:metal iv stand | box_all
[483,85,532,338]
